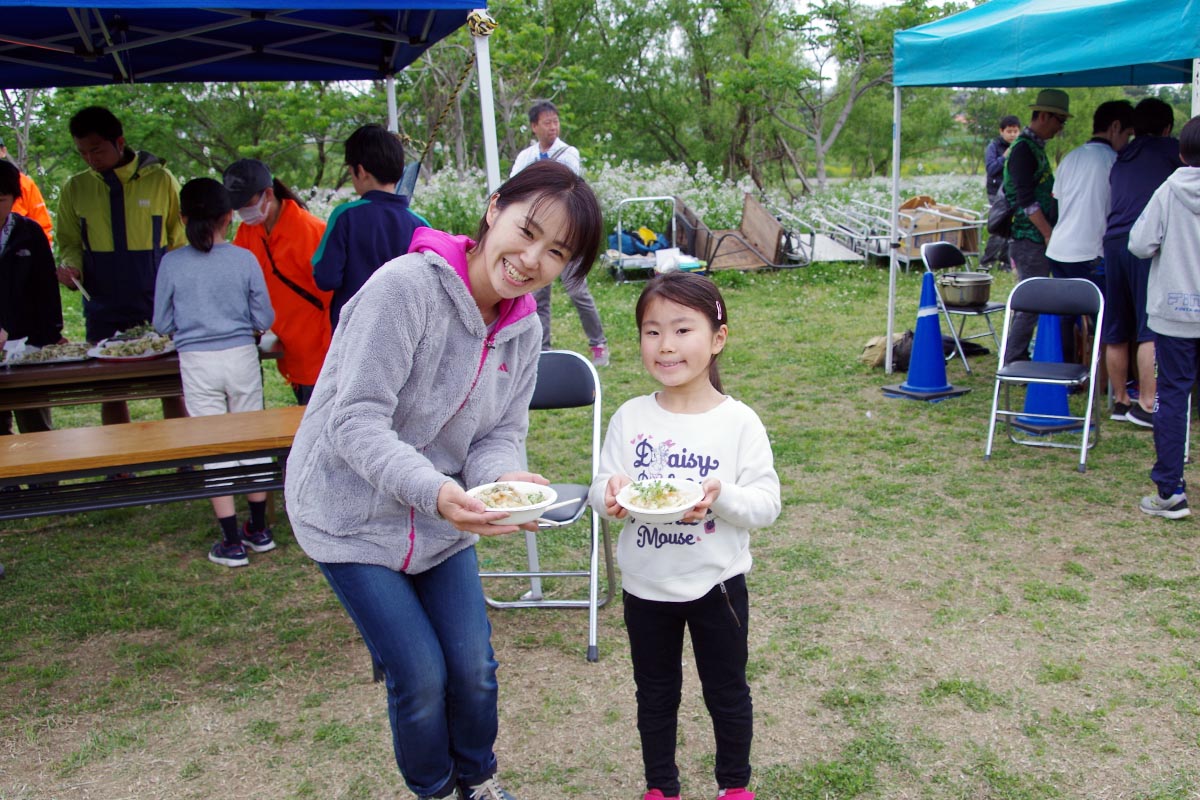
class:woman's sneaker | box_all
[644,791,681,800]
[717,790,756,800]
[462,777,517,800]
[208,540,249,567]
[1140,490,1190,519]
[240,522,276,553]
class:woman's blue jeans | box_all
[319,547,499,799]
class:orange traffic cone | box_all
[883,272,970,402]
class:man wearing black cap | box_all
[1001,88,1070,365]
[56,106,187,425]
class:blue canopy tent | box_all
[884,0,1200,371]
[0,1,504,188]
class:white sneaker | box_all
[464,777,517,800]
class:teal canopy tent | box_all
[883,0,1200,371]
[894,0,1199,89]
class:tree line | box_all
[2,0,1193,205]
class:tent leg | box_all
[886,85,902,374]
[471,9,501,194]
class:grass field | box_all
[2,260,1198,800]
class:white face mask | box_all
[236,192,270,226]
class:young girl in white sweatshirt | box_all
[590,271,781,800]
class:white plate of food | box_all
[616,478,705,524]
[87,333,176,361]
[468,481,558,526]
[2,341,94,366]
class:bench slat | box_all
[0,406,305,480]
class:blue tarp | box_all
[894,0,1199,88]
[0,1,477,88]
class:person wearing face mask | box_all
[56,106,188,427]
[285,160,604,800]
[223,159,330,404]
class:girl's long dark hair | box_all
[179,177,232,253]
[635,271,728,393]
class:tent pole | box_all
[1193,59,1200,117]
[471,9,501,193]
[386,75,398,133]
[886,85,902,374]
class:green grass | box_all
[3,263,1200,798]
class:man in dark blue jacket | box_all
[312,124,427,329]
[981,115,1021,269]
[1103,98,1184,427]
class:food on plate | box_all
[110,322,157,341]
[624,479,700,511]
[95,333,173,358]
[473,482,547,509]
[4,342,94,365]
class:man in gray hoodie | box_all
[1130,115,1200,519]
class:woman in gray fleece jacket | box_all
[285,160,602,800]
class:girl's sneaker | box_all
[644,791,681,800]
[240,522,276,553]
[208,540,249,567]
[718,790,755,800]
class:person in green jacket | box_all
[55,106,188,426]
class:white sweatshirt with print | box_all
[589,393,781,602]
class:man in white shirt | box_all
[1046,100,1135,364]
[511,101,608,365]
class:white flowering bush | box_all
[302,165,986,246]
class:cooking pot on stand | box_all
[936,271,992,306]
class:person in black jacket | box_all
[981,115,1021,269]
[0,159,62,436]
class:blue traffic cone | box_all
[883,271,969,402]
[1014,313,1082,432]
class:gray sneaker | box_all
[463,777,517,800]
[1140,491,1190,519]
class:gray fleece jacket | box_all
[285,227,542,574]
[1130,167,1200,339]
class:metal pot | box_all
[937,271,992,306]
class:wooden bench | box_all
[675,193,786,271]
[0,406,305,520]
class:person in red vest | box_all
[0,137,53,248]
[223,159,330,404]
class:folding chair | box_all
[921,241,1003,374]
[985,277,1105,472]
[479,350,615,662]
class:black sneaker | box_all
[209,540,249,567]
[240,521,277,553]
[1111,401,1131,421]
[1126,404,1154,428]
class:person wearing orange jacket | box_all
[0,137,53,248]
[224,159,330,404]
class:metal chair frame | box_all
[921,241,1003,374]
[985,277,1105,472]
[478,349,615,662]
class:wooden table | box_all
[0,341,281,413]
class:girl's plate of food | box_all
[468,481,558,526]
[1,341,94,366]
[87,333,176,361]
[616,478,705,524]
